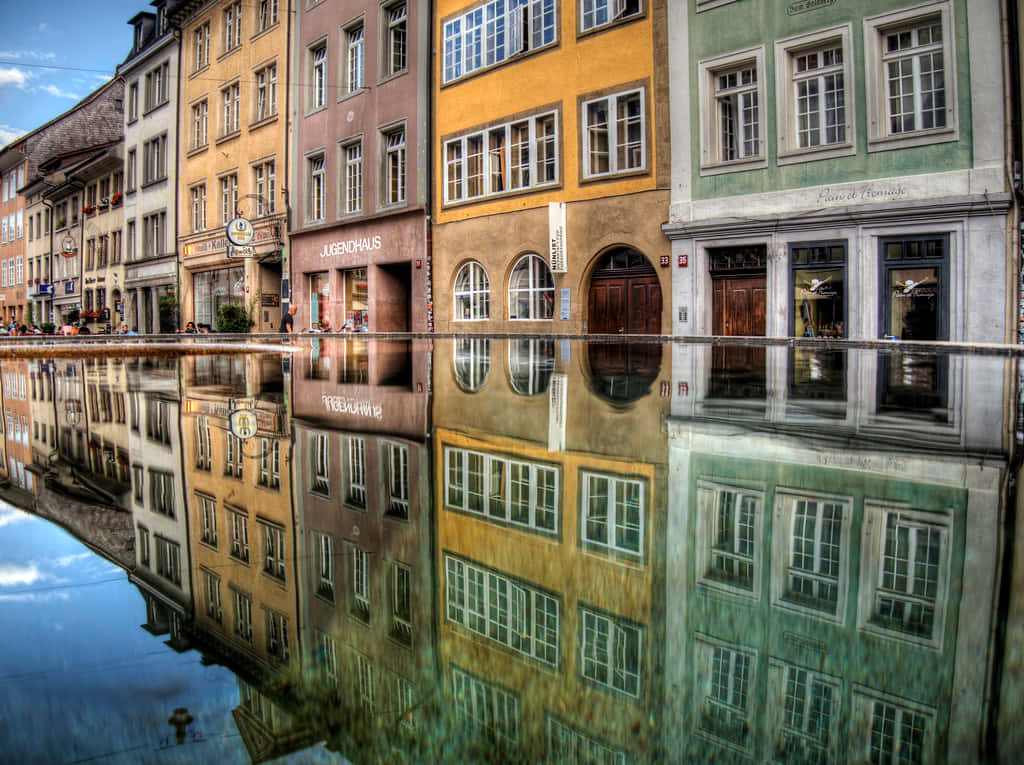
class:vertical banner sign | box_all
[549,202,566,272]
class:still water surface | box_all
[0,338,1020,763]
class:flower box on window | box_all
[111,192,124,207]
[82,206,95,216]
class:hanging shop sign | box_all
[226,217,255,246]
[228,409,259,440]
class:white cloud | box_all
[0,125,26,146]
[0,50,56,62]
[39,84,79,100]
[0,67,29,88]
[0,591,69,603]
[0,507,30,527]
[0,563,43,587]
[53,553,92,568]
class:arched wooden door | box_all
[588,248,662,334]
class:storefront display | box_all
[194,267,244,329]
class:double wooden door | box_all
[588,275,662,334]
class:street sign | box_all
[227,245,255,259]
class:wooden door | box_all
[711,274,767,398]
[589,276,661,334]
[588,279,626,333]
[627,277,662,334]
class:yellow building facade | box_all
[432,0,671,334]
[173,0,289,332]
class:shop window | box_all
[309,271,330,329]
[341,267,368,330]
[789,242,847,407]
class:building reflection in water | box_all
[1,341,1022,762]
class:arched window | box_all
[508,254,554,320]
[509,338,554,395]
[454,338,490,392]
[453,261,490,321]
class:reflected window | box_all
[454,338,490,392]
[509,338,554,395]
[137,524,150,567]
[232,587,253,644]
[695,636,755,752]
[195,416,212,470]
[860,504,950,648]
[311,432,329,495]
[203,569,222,622]
[767,660,840,763]
[508,253,554,320]
[315,532,335,602]
[266,610,289,662]
[852,690,935,764]
[198,493,217,548]
[581,472,645,560]
[261,522,286,581]
[259,438,280,489]
[389,563,413,646]
[224,433,243,478]
[316,631,338,684]
[547,717,626,765]
[309,339,331,379]
[696,483,763,597]
[445,446,558,534]
[451,667,520,750]
[228,506,249,562]
[579,606,643,697]
[309,271,329,330]
[154,536,181,586]
[348,437,367,507]
[349,543,371,622]
[772,492,851,622]
[454,261,490,320]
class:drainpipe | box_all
[42,198,54,325]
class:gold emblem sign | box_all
[229,409,258,440]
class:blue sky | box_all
[0,1,146,148]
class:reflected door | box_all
[711,275,766,399]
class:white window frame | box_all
[771,490,852,624]
[350,543,371,619]
[193,22,210,71]
[344,21,365,94]
[198,493,217,547]
[310,41,327,111]
[698,46,768,175]
[261,521,286,580]
[581,471,645,560]
[381,125,406,206]
[203,568,222,622]
[307,153,326,222]
[581,88,645,179]
[259,437,280,488]
[443,0,557,84]
[312,431,329,495]
[383,1,407,77]
[253,159,276,216]
[384,441,410,519]
[857,502,951,650]
[341,138,363,215]
[233,587,253,644]
[256,0,279,32]
[316,531,335,601]
[445,554,560,667]
[580,0,642,33]
[547,716,626,765]
[444,446,559,534]
[348,436,367,507]
[266,609,289,661]
[765,659,841,764]
[453,261,491,321]
[451,666,520,749]
[220,173,238,225]
[508,253,554,321]
[695,482,764,600]
[223,1,242,52]
[389,561,413,644]
[850,686,936,763]
[221,81,240,136]
[254,62,278,122]
[579,605,643,697]
[225,432,243,478]
[864,1,957,152]
[774,24,856,164]
[228,507,250,563]
[191,99,209,149]
[195,415,211,469]
[693,634,757,753]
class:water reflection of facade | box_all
[291,338,435,748]
[434,338,670,760]
[2,360,34,498]
[666,350,1010,762]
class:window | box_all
[137,524,150,567]
[310,432,329,495]
[253,160,276,215]
[195,415,211,470]
[580,0,641,32]
[155,536,181,586]
[127,82,138,122]
[451,667,520,749]
[384,442,410,519]
[144,61,169,111]
[263,610,289,663]
[859,504,950,648]
[694,636,756,751]
[452,338,491,393]
[348,436,366,507]
[142,211,166,258]
[508,338,554,395]
[383,2,407,76]
[696,483,764,597]
[316,532,335,601]
[221,82,240,136]
[198,493,217,547]
[345,23,364,93]
[445,554,560,666]
[445,111,557,204]
[225,433,243,477]
[508,253,554,320]
[865,2,955,150]
[579,606,643,697]
[767,660,840,764]
[699,47,767,172]
[772,492,851,622]
[390,562,412,645]
[307,154,326,221]
[261,522,286,580]
[228,507,250,562]
[310,42,327,110]
[317,632,338,683]
[582,88,644,178]
[349,542,371,621]
[852,689,935,764]
[191,99,208,149]
[548,716,626,765]
[254,63,277,121]
[445,446,558,533]
[191,184,207,232]
[149,469,174,516]
[223,1,242,52]
[257,437,279,489]
[356,653,375,714]
[126,149,136,192]
[233,587,253,643]
[203,569,222,622]
[256,0,278,32]
[342,140,363,214]
[193,22,210,71]
[791,241,846,338]
[443,0,557,83]
[775,26,854,162]
[381,126,406,205]
[454,262,490,321]
[142,134,167,184]
[220,173,238,224]
[581,472,644,559]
